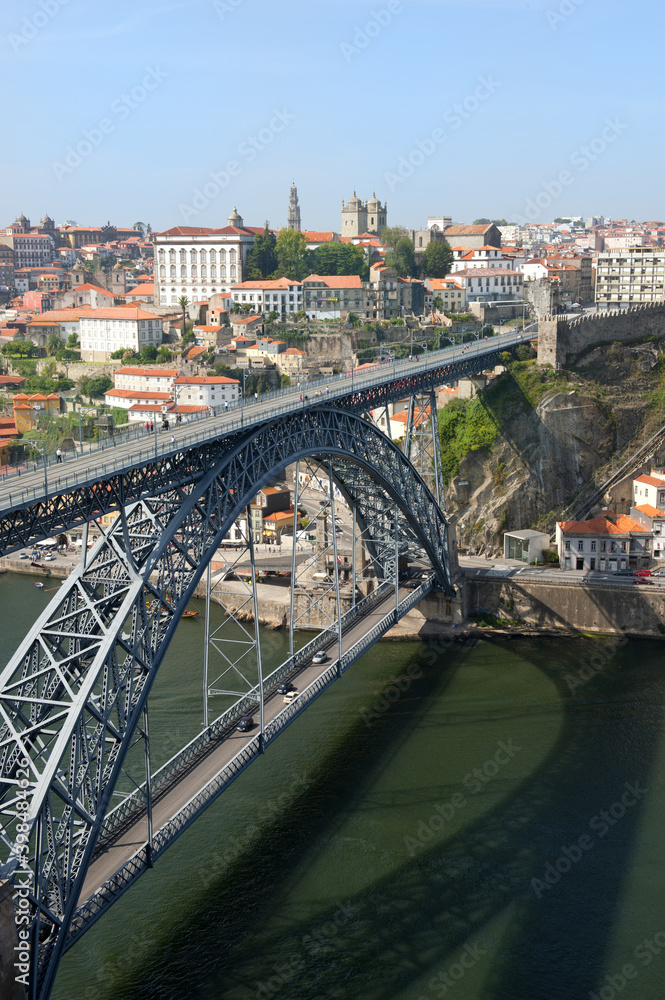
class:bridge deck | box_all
[78,585,412,906]
[0,331,527,521]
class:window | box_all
[590,541,596,551]
[565,541,570,550]
[600,540,606,552]
[578,540,584,551]
[180,249,186,263]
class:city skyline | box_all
[1,0,660,230]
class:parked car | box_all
[44,554,56,562]
[277,681,294,695]
[236,717,253,732]
[635,570,652,577]
[312,650,327,664]
[614,569,634,576]
[19,552,28,559]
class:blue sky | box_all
[0,0,662,232]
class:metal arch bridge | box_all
[0,331,525,1000]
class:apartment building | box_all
[595,247,665,311]
[231,277,303,317]
[153,210,264,305]
[79,307,163,361]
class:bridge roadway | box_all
[76,583,415,909]
[0,330,527,517]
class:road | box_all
[0,330,527,515]
[78,584,410,905]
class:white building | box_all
[79,308,163,361]
[556,514,652,572]
[153,209,264,305]
[633,473,665,510]
[451,267,523,302]
[113,366,181,392]
[424,277,466,312]
[449,245,510,272]
[231,278,303,318]
[595,247,665,311]
[631,504,665,560]
[173,375,240,408]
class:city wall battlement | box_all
[537,303,665,367]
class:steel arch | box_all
[0,408,452,999]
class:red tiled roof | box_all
[634,504,665,518]
[174,375,239,385]
[79,307,162,321]
[302,274,363,288]
[634,474,665,488]
[558,515,648,535]
[232,278,301,290]
[105,389,172,400]
[114,367,180,377]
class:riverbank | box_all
[3,556,663,640]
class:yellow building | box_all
[12,393,61,433]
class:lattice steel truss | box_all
[0,407,452,1000]
[404,390,445,510]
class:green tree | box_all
[66,332,79,348]
[78,375,113,399]
[309,241,368,279]
[140,344,158,363]
[244,222,278,279]
[46,331,61,356]
[380,226,418,277]
[433,296,444,312]
[156,345,172,363]
[422,241,453,278]
[274,228,309,279]
[178,296,189,341]
[472,218,508,226]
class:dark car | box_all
[614,569,634,576]
[236,717,253,732]
[277,681,294,695]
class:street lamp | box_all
[32,439,47,496]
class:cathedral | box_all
[341,193,387,237]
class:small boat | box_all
[35,582,44,589]
[181,610,199,619]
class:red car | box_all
[635,570,652,577]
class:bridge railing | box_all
[98,581,393,844]
[0,331,526,511]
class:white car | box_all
[312,650,327,664]
[283,690,298,704]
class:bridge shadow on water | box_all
[99,636,660,1000]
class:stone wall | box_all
[538,303,665,367]
[465,576,665,637]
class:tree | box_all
[380,226,418,277]
[309,241,368,279]
[473,218,508,226]
[156,346,172,363]
[386,237,417,278]
[422,241,453,278]
[274,228,309,280]
[2,339,39,359]
[433,296,444,313]
[133,222,146,237]
[140,344,158,363]
[46,332,61,356]
[178,296,189,341]
[66,332,79,348]
[244,222,278,279]
[78,375,113,399]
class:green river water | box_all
[2,571,665,1000]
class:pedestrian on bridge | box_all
[56,448,62,463]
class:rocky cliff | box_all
[444,340,665,554]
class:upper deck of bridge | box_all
[0,330,527,520]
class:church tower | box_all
[288,183,301,231]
